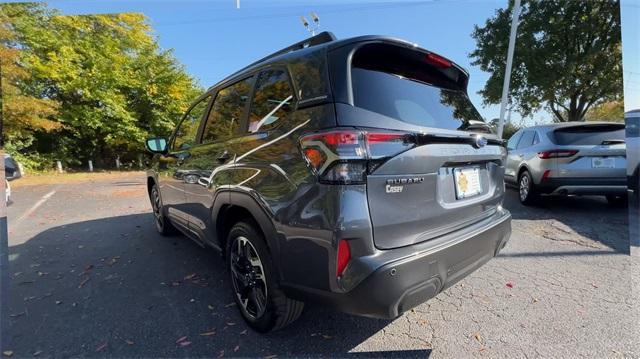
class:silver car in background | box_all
[505,122,626,205]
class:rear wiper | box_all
[601,139,625,145]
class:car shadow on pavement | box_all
[503,189,629,253]
[7,214,431,358]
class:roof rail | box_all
[215,32,336,87]
[247,31,336,68]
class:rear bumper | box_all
[283,209,511,319]
[537,177,627,195]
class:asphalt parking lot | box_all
[5,172,639,358]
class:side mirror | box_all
[146,137,168,153]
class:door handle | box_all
[217,150,231,163]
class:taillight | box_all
[336,239,351,277]
[300,129,414,184]
[537,150,578,159]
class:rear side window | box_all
[350,44,485,132]
[173,95,211,151]
[507,131,523,150]
[516,131,536,149]
[202,77,253,143]
[553,124,625,146]
[247,69,294,133]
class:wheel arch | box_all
[214,191,281,265]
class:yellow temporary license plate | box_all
[454,167,482,199]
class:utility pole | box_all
[497,0,521,138]
[0,47,9,355]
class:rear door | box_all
[551,124,626,179]
[181,76,254,243]
[334,42,506,249]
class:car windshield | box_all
[552,124,625,145]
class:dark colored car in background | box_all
[145,33,512,332]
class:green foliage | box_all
[585,100,624,122]
[1,3,201,169]
[488,118,521,139]
[471,0,623,122]
[0,3,59,152]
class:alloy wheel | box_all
[519,174,530,202]
[151,187,164,231]
[229,236,268,320]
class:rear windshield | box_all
[351,44,489,133]
[552,124,625,145]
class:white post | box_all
[236,0,240,9]
[115,156,121,170]
[88,160,93,172]
[56,160,63,173]
[497,0,521,139]
[17,162,25,177]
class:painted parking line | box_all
[15,189,57,224]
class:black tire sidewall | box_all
[226,221,279,333]
[150,184,175,235]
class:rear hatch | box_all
[332,41,505,249]
[550,123,626,179]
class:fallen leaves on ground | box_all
[175,336,188,344]
[505,282,514,289]
[234,345,240,352]
[2,351,13,357]
[200,331,216,336]
[32,351,43,357]
[78,277,91,288]
[225,302,236,308]
[472,332,484,345]
[124,339,134,345]
[95,342,107,352]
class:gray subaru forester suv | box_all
[145,32,512,332]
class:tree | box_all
[3,3,201,169]
[584,100,624,122]
[0,3,59,160]
[489,118,520,139]
[471,0,623,123]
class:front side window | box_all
[247,69,294,133]
[173,95,211,151]
[202,77,253,143]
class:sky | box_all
[31,0,640,122]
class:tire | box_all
[518,170,538,206]
[149,184,177,236]
[606,194,627,207]
[226,221,304,332]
